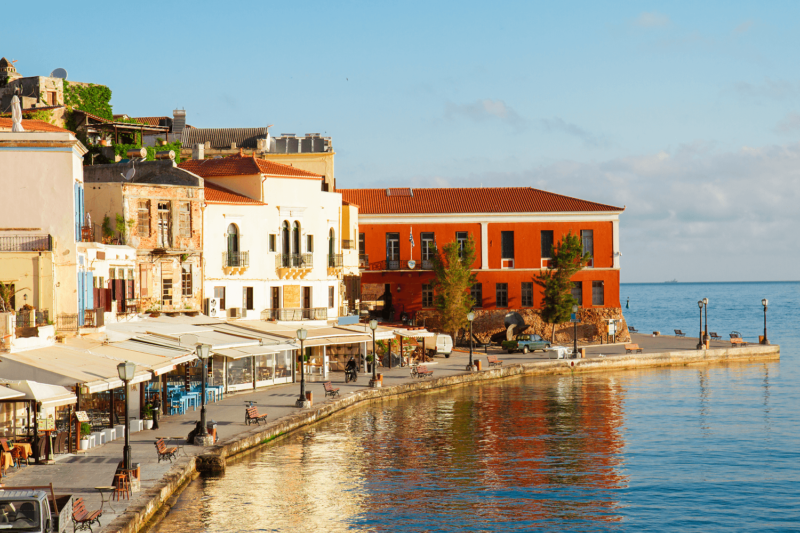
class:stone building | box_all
[0,57,64,112]
[83,160,204,312]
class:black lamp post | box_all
[296,328,308,406]
[572,305,578,358]
[369,319,378,386]
[697,300,704,350]
[761,298,769,344]
[116,360,136,471]
[467,311,475,371]
[703,297,709,344]
[195,344,211,441]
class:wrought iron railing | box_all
[342,239,355,250]
[15,309,49,327]
[261,307,328,321]
[328,254,343,268]
[83,308,105,327]
[359,254,369,269]
[0,234,53,252]
[276,253,313,269]
[57,313,79,331]
[223,251,249,268]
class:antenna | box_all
[50,68,68,79]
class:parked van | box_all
[433,334,453,358]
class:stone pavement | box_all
[0,333,743,531]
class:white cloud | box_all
[443,99,526,130]
[633,12,670,28]
[774,112,800,134]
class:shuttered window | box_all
[137,200,150,236]
[179,203,191,238]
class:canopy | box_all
[0,380,77,408]
[0,386,24,401]
[395,329,435,338]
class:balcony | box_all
[261,307,328,321]
[421,259,435,270]
[0,234,53,252]
[342,239,355,250]
[276,253,313,279]
[359,254,369,269]
[223,251,249,272]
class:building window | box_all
[471,283,483,308]
[496,283,508,308]
[422,283,434,308]
[581,230,593,266]
[421,232,436,261]
[182,264,192,297]
[328,286,335,308]
[179,203,191,238]
[307,235,314,253]
[243,286,254,310]
[359,232,365,253]
[521,282,533,307]
[386,232,400,261]
[269,234,276,252]
[501,231,514,259]
[541,230,554,259]
[214,286,226,310]
[592,281,604,306]
[456,231,468,258]
[137,200,150,236]
[572,281,583,306]
[162,278,172,306]
[157,202,171,247]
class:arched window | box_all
[281,221,290,255]
[328,228,335,256]
[227,224,239,266]
[292,221,301,255]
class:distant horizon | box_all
[621,280,799,285]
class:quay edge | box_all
[107,343,780,533]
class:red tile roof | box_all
[179,153,321,179]
[131,116,169,127]
[339,187,624,214]
[0,118,71,133]
[204,181,265,205]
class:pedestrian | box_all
[626,297,629,309]
[152,392,161,430]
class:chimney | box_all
[172,109,186,134]
[192,143,204,160]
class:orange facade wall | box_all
[359,222,483,268]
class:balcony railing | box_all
[421,259,435,270]
[276,253,313,269]
[15,309,49,328]
[261,307,328,321]
[223,251,249,268]
[328,254,343,268]
[0,234,53,252]
[342,239,355,250]
[359,254,369,269]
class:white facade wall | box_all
[203,176,346,320]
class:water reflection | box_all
[152,374,628,532]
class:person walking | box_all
[152,393,161,430]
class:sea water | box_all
[152,282,800,532]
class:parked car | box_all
[501,334,551,354]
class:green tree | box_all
[534,232,592,340]
[432,236,478,341]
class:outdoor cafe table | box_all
[185,392,199,411]
[1,451,12,474]
[13,442,32,461]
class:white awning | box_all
[394,329,435,338]
[213,343,295,360]
[0,380,77,408]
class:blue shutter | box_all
[86,272,94,309]
[77,270,85,326]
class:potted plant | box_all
[80,422,91,450]
[142,404,153,430]
[365,353,374,373]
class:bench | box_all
[674,329,685,337]
[415,365,433,378]
[154,438,177,463]
[245,406,269,426]
[710,332,722,341]
[323,381,340,398]
[487,354,503,367]
[72,496,102,532]
[731,337,748,347]
[629,326,638,333]
[625,343,642,354]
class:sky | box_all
[4,1,800,282]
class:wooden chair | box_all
[625,343,643,354]
[710,332,722,341]
[72,497,102,532]
[674,330,685,337]
[323,382,340,399]
[113,473,130,501]
[487,355,503,367]
[154,438,178,462]
[415,365,434,378]
[245,406,268,426]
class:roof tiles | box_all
[204,181,265,205]
[339,187,624,214]
[179,153,321,179]
[0,118,71,133]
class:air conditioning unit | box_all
[228,307,242,319]
[501,259,515,269]
[204,298,220,318]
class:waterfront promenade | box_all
[0,334,777,533]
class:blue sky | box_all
[5,1,800,282]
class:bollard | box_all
[305,391,313,405]
[579,348,586,359]
[476,360,482,371]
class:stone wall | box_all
[415,307,631,344]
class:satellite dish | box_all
[50,68,68,79]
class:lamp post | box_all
[761,298,769,344]
[116,361,136,471]
[697,300,704,350]
[369,319,378,386]
[467,311,475,371]
[572,305,578,358]
[296,328,308,406]
[703,297,709,345]
[195,344,211,444]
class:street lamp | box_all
[572,305,578,358]
[116,361,136,471]
[195,344,211,443]
[467,311,475,371]
[761,298,769,344]
[697,300,704,350]
[703,297,709,344]
[296,328,308,406]
[369,319,378,386]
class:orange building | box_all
[340,187,625,335]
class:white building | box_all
[179,153,360,321]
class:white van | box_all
[434,334,453,357]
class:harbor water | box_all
[152,282,799,532]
